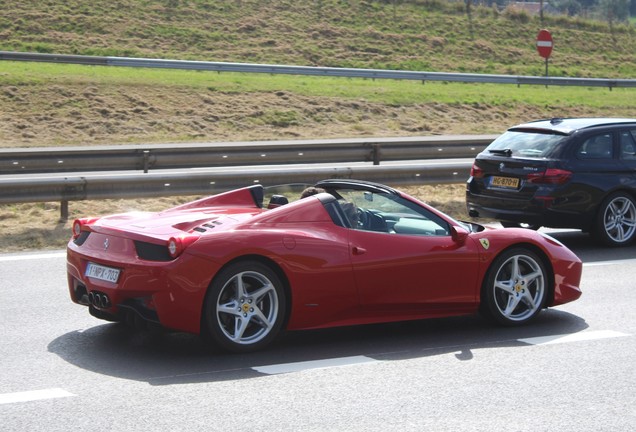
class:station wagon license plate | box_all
[491,176,519,189]
[85,262,120,283]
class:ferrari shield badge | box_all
[479,238,490,250]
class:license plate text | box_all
[85,262,120,283]
[491,176,519,188]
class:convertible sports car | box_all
[67,179,582,352]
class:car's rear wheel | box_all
[481,248,547,325]
[593,192,636,247]
[500,221,541,230]
[203,261,286,353]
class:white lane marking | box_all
[519,330,630,346]
[253,355,378,375]
[0,388,76,405]
[584,258,636,267]
[0,252,66,262]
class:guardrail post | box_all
[143,150,150,173]
[372,144,381,165]
[60,200,69,221]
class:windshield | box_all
[325,187,452,236]
[486,131,566,158]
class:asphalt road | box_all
[1,230,635,432]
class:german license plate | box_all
[85,262,120,283]
[491,176,519,189]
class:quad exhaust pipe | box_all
[87,291,111,309]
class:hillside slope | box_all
[1,0,635,148]
[2,0,635,76]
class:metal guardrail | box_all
[2,51,635,89]
[0,135,496,174]
[0,160,473,204]
[1,134,483,219]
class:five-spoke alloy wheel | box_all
[481,248,548,325]
[204,261,286,353]
[594,192,636,247]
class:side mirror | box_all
[451,225,469,244]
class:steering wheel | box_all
[356,208,369,229]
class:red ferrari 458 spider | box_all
[67,179,582,352]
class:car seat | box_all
[267,195,289,209]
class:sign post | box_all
[536,29,553,80]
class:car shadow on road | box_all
[48,309,588,386]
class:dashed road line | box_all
[3,331,631,391]
[253,355,379,375]
[519,330,630,346]
[0,251,66,262]
[0,388,76,405]
[253,331,632,375]
[583,258,636,267]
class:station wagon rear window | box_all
[487,131,566,158]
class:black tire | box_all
[500,221,541,230]
[592,192,636,247]
[481,248,548,326]
[203,260,286,353]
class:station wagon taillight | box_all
[527,168,572,185]
[470,163,484,178]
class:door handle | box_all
[352,246,367,255]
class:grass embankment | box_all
[2,61,635,147]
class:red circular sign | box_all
[536,29,553,59]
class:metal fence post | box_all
[60,200,69,221]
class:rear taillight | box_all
[527,168,572,185]
[72,220,82,238]
[470,163,484,178]
[72,218,98,239]
[167,235,198,259]
[167,238,181,258]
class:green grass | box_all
[2,0,635,78]
[2,60,634,110]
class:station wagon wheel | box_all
[481,248,547,326]
[593,192,636,247]
[204,261,286,353]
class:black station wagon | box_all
[466,118,636,247]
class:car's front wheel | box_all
[203,261,286,353]
[593,192,636,247]
[481,248,547,326]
